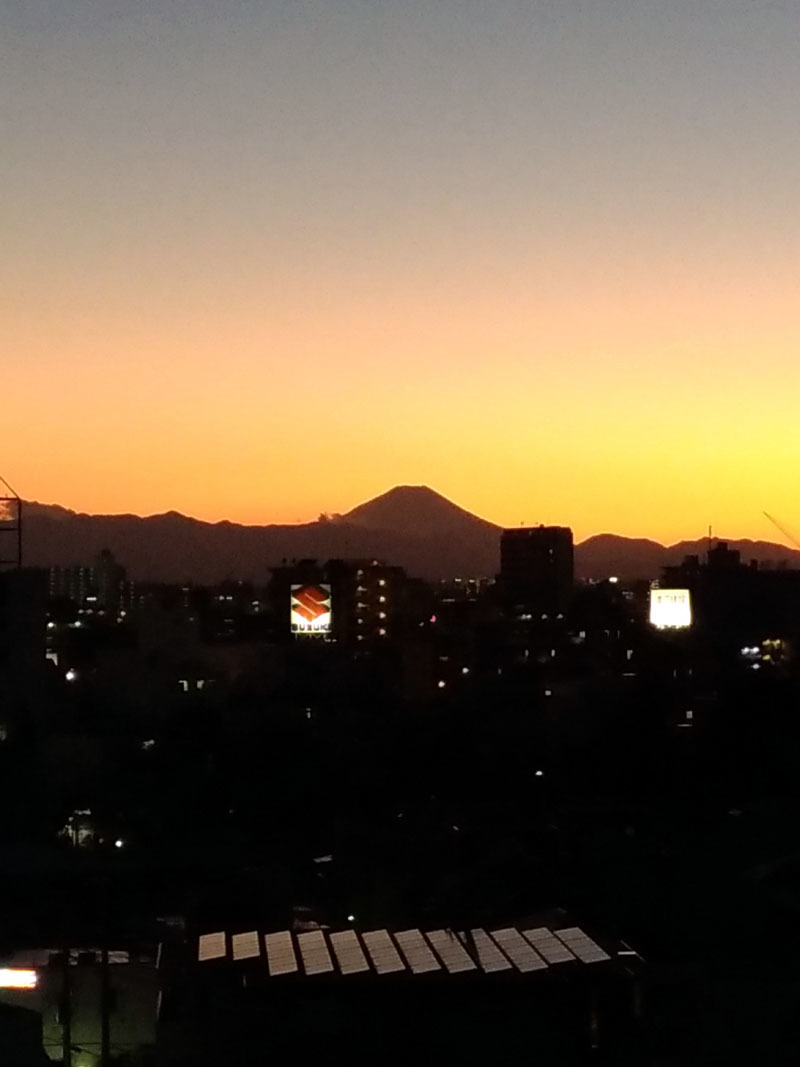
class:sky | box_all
[3,0,799,544]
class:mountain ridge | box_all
[17,487,800,582]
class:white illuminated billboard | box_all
[649,588,692,630]
[291,584,332,635]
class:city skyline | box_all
[4,0,800,544]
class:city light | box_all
[649,589,692,630]
[0,969,38,989]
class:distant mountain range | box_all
[19,485,800,583]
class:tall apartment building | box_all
[499,526,574,613]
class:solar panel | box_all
[553,927,610,964]
[232,931,261,961]
[469,929,513,974]
[198,932,226,962]
[522,928,577,965]
[362,930,406,975]
[329,930,370,975]
[264,931,298,976]
[490,928,548,973]
[297,930,335,976]
[426,930,477,974]
[394,929,441,975]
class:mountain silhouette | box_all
[18,489,800,583]
[341,485,499,539]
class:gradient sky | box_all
[3,0,799,544]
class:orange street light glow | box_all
[0,968,38,989]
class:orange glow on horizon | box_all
[5,4,799,548]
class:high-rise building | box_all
[49,548,129,612]
[269,558,407,645]
[499,526,574,612]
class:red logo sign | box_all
[291,585,331,623]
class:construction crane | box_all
[0,472,22,569]
[763,512,800,552]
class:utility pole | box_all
[100,944,111,1066]
[100,875,112,1066]
[61,949,72,1067]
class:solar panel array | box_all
[232,931,261,961]
[426,930,477,974]
[264,931,298,976]
[198,924,617,977]
[329,930,370,976]
[554,927,611,964]
[490,928,548,973]
[297,930,335,976]
[362,929,405,975]
[523,927,577,965]
[198,932,226,962]
[469,929,513,974]
[394,929,441,975]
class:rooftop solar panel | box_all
[264,931,298,976]
[362,930,406,975]
[426,930,477,974]
[469,929,513,974]
[297,930,335,976]
[231,931,261,961]
[522,927,577,965]
[198,932,226,963]
[329,930,370,976]
[490,928,548,973]
[553,927,611,964]
[394,929,441,975]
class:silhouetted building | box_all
[269,559,407,646]
[0,569,48,730]
[499,526,574,613]
[662,543,800,654]
[49,548,130,613]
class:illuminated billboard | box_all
[291,584,332,635]
[649,588,692,630]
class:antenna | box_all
[0,473,22,570]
